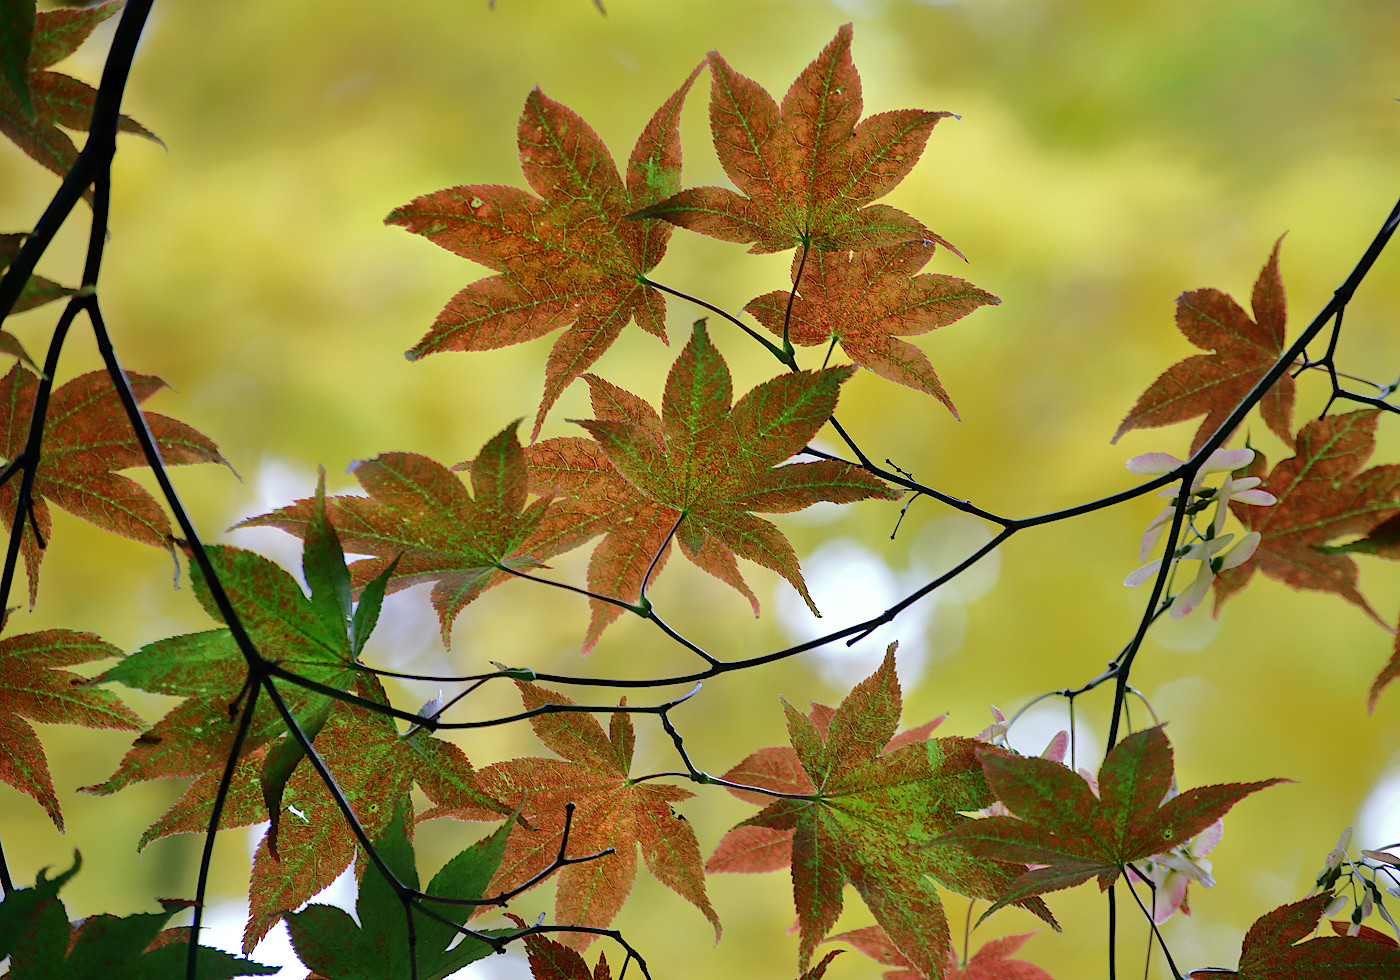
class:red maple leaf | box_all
[526,321,897,650]
[0,364,226,604]
[634,24,955,255]
[1184,894,1400,978]
[708,646,1054,980]
[1113,237,1294,454]
[829,925,1056,980]
[427,682,720,950]
[933,726,1282,919]
[0,2,159,196]
[745,241,997,417]
[386,65,701,436]
[1213,410,1400,623]
[0,629,141,828]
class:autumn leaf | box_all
[0,629,141,829]
[237,421,554,644]
[386,65,701,436]
[526,321,897,650]
[0,853,276,979]
[633,24,955,256]
[933,726,1283,920]
[1212,410,1400,624]
[0,363,226,604]
[1114,237,1294,454]
[518,928,613,980]
[745,241,997,417]
[710,646,1054,980]
[1184,893,1400,978]
[0,1,159,196]
[427,682,720,950]
[828,925,1056,980]
[1,231,72,323]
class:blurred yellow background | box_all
[3,0,1400,977]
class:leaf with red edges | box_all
[1114,237,1294,454]
[427,682,720,950]
[711,646,1053,979]
[0,363,226,605]
[526,321,896,650]
[934,726,1283,921]
[387,66,701,436]
[746,241,996,417]
[0,629,140,828]
[635,25,956,255]
[1213,410,1400,623]
[1185,894,1400,978]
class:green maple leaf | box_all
[746,241,998,417]
[0,853,276,979]
[1184,894,1400,979]
[0,629,141,828]
[284,800,513,980]
[386,65,701,437]
[0,1,159,197]
[708,646,1054,979]
[237,421,554,645]
[633,24,956,255]
[0,363,226,605]
[934,726,1283,921]
[526,321,897,650]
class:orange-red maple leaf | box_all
[1114,237,1294,454]
[526,321,897,650]
[709,647,1053,980]
[829,925,1056,980]
[0,629,141,829]
[933,726,1282,920]
[0,364,226,604]
[746,241,997,417]
[386,65,701,437]
[1213,410,1400,623]
[0,2,159,197]
[635,24,956,255]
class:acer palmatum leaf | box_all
[828,924,1056,980]
[633,24,957,255]
[387,64,701,436]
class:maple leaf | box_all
[426,681,720,950]
[1184,893,1400,979]
[526,321,897,649]
[745,241,997,417]
[1,231,72,322]
[0,853,276,979]
[386,65,701,436]
[829,925,1055,980]
[1113,237,1295,454]
[709,646,1054,980]
[518,928,614,980]
[933,726,1283,920]
[284,800,513,980]
[0,363,226,605]
[237,421,555,644]
[1370,626,1400,711]
[0,628,141,829]
[0,1,159,197]
[1212,410,1400,623]
[633,24,957,255]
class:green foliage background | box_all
[2,1,1400,977]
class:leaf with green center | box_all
[386,65,701,437]
[526,320,897,650]
[746,241,998,417]
[1184,894,1400,978]
[0,629,140,828]
[1114,237,1294,454]
[0,363,226,605]
[934,726,1283,922]
[236,421,554,645]
[425,682,720,950]
[709,646,1054,979]
[0,2,159,199]
[632,24,956,255]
